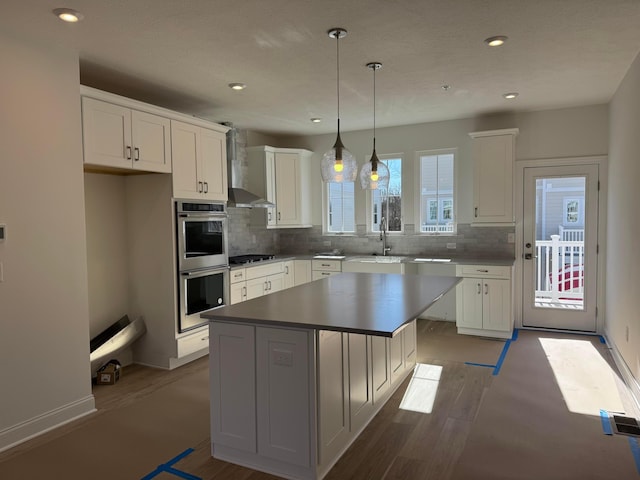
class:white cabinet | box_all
[389,321,417,386]
[171,120,228,201]
[82,96,171,173]
[455,264,513,339]
[229,267,247,305]
[283,260,295,289]
[294,260,312,286]
[469,129,519,224]
[244,262,285,300]
[312,259,342,281]
[248,146,313,229]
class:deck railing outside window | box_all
[535,234,584,302]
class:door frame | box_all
[514,155,608,333]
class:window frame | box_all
[415,148,457,236]
[367,154,404,234]
[323,180,356,235]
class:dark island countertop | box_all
[202,272,460,337]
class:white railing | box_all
[558,226,584,242]
[535,234,584,302]
[422,224,455,233]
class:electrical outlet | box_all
[273,349,293,367]
[446,243,456,249]
[507,233,515,244]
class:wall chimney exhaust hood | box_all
[225,125,274,208]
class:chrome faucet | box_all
[380,216,391,256]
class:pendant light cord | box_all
[372,64,376,150]
[336,33,340,123]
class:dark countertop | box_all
[202,272,460,336]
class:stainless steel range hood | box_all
[225,125,274,208]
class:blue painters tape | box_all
[492,339,512,376]
[629,437,640,475]
[511,329,519,341]
[599,410,613,435]
[464,362,496,369]
[599,335,606,344]
[140,448,201,480]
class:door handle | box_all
[134,147,140,161]
[198,181,203,193]
[525,253,535,260]
[204,182,208,193]
[126,145,132,160]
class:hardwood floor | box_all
[3,320,636,479]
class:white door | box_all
[522,164,599,331]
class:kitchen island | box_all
[202,272,459,480]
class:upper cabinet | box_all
[82,97,171,173]
[171,120,228,201]
[247,146,313,229]
[469,129,519,224]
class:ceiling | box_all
[5,0,640,136]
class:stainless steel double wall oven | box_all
[175,201,229,332]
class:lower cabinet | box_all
[312,259,342,281]
[294,260,312,286]
[455,264,513,339]
[209,319,417,480]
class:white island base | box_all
[208,319,417,480]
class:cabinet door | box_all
[456,278,484,329]
[256,327,311,467]
[200,128,228,201]
[348,333,373,433]
[131,110,171,173]
[229,282,247,305]
[482,279,511,331]
[371,335,390,404]
[274,152,300,225]
[293,260,312,286]
[317,330,349,465]
[473,134,514,223]
[209,322,256,453]
[171,120,201,199]
[389,330,405,386]
[265,150,277,227]
[266,273,284,295]
[403,320,417,369]
[283,261,295,289]
[82,97,132,168]
[246,277,267,300]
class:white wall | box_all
[607,51,640,381]
[0,30,95,449]
[84,173,130,337]
[279,105,608,228]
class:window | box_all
[418,150,455,234]
[563,198,582,225]
[371,156,402,232]
[326,182,355,233]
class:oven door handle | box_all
[178,212,227,219]
[181,267,229,277]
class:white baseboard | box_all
[0,394,96,453]
[605,333,640,415]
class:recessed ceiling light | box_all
[310,118,322,123]
[503,92,519,99]
[485,35,508,47]
[228,83,246,91]
[53,8,83,23]
[441,84,451,91]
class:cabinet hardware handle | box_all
[134,147,140,161]
[264,281,268,290]
[242,286,247,297]
[126,146,132,160]
[201,336,209,341]
[204,182,208,193]
[268,280,272,290]
[321,263,330,267]
[268,211,272,222]
[477,283,481,294]
[278,212,281,221]
[198,181,203,193]
[285,266,289,274]
[484,284,489,295]
[323,272,330,276]
[474,207,478,218]
[477,269,489,273]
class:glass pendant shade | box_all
[359,142,390,190]
[321,122,358,182]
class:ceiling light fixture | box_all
[360,62,389,191]
[321,28,357,183]
[503,92,519,99]
[53,8,83,22]
[484,35,508,47]
[310,118,322,123]
[228,83,246,91]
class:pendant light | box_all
[359,62,390,190]
[321,28,357,183]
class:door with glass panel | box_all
[522,164,599,331]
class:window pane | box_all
[419,152,455,233]
[371,158,402,232]
[327,182,355,233]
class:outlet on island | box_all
[446,243,456,249]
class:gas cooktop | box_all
[229,254,276,265]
